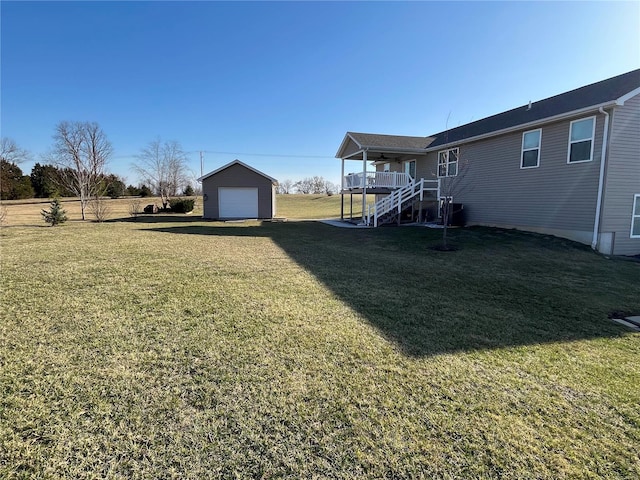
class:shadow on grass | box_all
[108,214,206,224]
[143,221,637,357]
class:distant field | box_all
[275,193,374,219]
[0,194,373,226]
[0,197,189,227]
[1,197,639,478]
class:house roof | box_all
[425,68,640,149]
[337,69,640,157]
[197,159,278,184]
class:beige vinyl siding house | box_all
[336,69,640,256]
[443,113,607,245]
[600,94,640,255]
[198,160,277,220]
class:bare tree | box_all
[132,139,188,210]
[437,148,471,250]
[293,176,335,194]
[294,178,312,194]
[129,199,142,219]
[88,196,110,222]
[277,179,294,194]
[50,121,112,220]
[310,176,326,194]
[1,138,30,165]
[324,180,338,196]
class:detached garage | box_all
[198,160,278,220]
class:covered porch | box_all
[335,131,433,223]
[343,171,413,192]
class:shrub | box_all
[129,199,142,219]
[41,198,68,226]
[89,196,110,222]
[169,198,195,213]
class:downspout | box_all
[591,107,610,251]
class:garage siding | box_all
[202,163,275,219]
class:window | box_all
[568,117,595,163]
[632,194,640,238]
[521,129,541,168]
[403,160,416,178]
[383,163,390,172]
[438,148,458,177]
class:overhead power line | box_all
[200,150,332,159]
[114,150,333,160]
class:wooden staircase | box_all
[368,178,440,227]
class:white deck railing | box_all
[343,171,413,190]
[367,178,440,227]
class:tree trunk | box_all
[442,201,449,248]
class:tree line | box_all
[1,122,197,219]
[0,160,158,201]
[2,121,340,220]
[277,176,338,195]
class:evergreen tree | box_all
[1,160,33,200]
[41,198,68,226]
[103,174,126,198]
[139,184,152,197]
[30,163,69,198]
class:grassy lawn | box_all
[1,201,639,478]
[275,194,374,219]
[0,194,371,226]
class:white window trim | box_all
[520,128,542,169]
[383,163,390,173]
[567,116,596,164]
[631,194,640,239]
[438,147,459,177]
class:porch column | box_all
[340,158,345,220]
[362,150,367,224]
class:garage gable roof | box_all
[198,159,278,184]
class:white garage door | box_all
[218,187,259,218]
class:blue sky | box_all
[2,1,639,186]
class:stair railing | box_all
[370,178,439,227]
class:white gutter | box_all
[341,149,364,160]
[337,146,428,159]
[591,107,611,251]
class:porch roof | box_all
[336,132,433,159]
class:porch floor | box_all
[340,187,393,195]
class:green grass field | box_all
[1,197,639,478]
[0,194,372,226]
